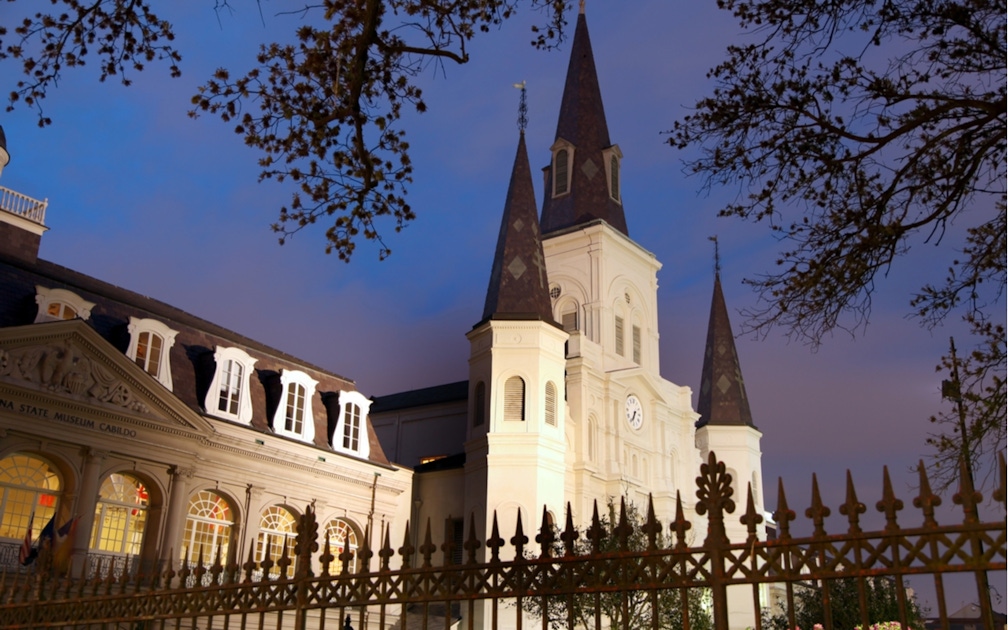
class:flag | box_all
[52,516,79,573]
[36,514,56,546]
[18,512,35,565]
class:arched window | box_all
[504,376,525,421]
[545,381,557,426]
[89,473,148,557]
[256,506,297,576]
[205,347,257,423]
[610,154,620,200]
[554,149,569,196]
[126,317,177,390]
[34,286,94,323]
[0,454,60,540]
[181,490,233,565]
[473,381,486,427]
[323,518,360,574]
[272,370,318,443]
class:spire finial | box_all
[579,0,585,14]
[709,235,721,276]
[513,80,528,133]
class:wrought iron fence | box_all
[0,452,1003,630]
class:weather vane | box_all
[513,80,527,133]
[708,235,721,275]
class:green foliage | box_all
[0,0,571,261]
[522,498,712,630]
[670,0,1006,492]
[764,577,925,630]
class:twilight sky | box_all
[0,1,1002,613]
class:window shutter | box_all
[562,310,578,332]
[504,377,525,421]
[615,316,625,356]
[632,325,641,364]
[545,382,557,426]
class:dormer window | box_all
[273,370,318,442]
[34,286,95,323]
[126,317,177,390]
[204,347,257,423]
[550,140,574,197]
[602,145,623,203]
[333,390,371,458]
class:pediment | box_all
[0,320,215,436]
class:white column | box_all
[159,465,194,567]
[71,447,108,574]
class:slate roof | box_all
[540,10,628,237]
[695,272,756,429]
[480,132,554,325]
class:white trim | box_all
[204,346,257,424]
[272,370,318,443]
[34,285,95,322]
[126,317,177,390]
[602,144,623,203]
[332,390,371,458]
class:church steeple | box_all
[481,132,553,323]
[540,9,628,236]
[696,269,756,429]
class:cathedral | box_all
[0,6,765,629]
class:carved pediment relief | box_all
[0,338,149,414]
[0,320,213,434]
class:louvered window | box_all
[615,316,625,356]
[610,155,620,200]
[504,376,525,421]
[561,310,578,332]
[554,149,569,196]
[632,325,641,364]
[473,382,486,426]
[545,382,557,426]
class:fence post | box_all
[294,503,319,630]
[696,452,734,630]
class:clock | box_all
[625,394,643,430]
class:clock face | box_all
[625,395,643,430]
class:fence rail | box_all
[0,452,1004,630]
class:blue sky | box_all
[1,1,1001,612]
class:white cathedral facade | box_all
[0,7,766,630]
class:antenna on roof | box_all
[513,80,528,133]
[708,235,721,276]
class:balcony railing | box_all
[0,185,47,226]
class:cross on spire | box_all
[513,80,527,133]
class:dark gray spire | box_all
[540,10,628,236]
[696,272,756,429]
[480,133,554,324]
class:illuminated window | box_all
[504,376,525,421]
[256,505,297,576]
[272,370,318,443]
[323,518,360,574]
[126,317,177,390]
[332,390,371,457]
[181,491,233,566]
[0,454,60,540]
[34,286,95,323]
[89,473,148,557]
[205,347,257,423]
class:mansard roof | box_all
[0,249,393,467]
[540,10,628,237]
[696,272,756,429]
[480,132,554,324]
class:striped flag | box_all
[18,512,35,565]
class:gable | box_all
[0,319,216,437]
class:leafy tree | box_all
[669,0,1006,491]
[764,577,925,630]
[522,497,712,630]
[0,0,570,261]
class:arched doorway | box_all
[88,472,148,577]
[0,454,61,566]
[180,490,234,567]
